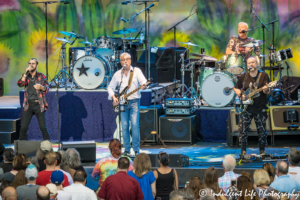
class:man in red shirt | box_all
[36,152,69,187]
[98,157,144,200]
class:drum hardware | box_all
[95,36,114,57]
[190,53,218,62]
[59,31,85,39]
[54,37,72,44]
[178,41,199,46]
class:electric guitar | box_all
[113,79,153,112]
[235,80,278,114]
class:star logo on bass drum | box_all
[77,63,89,76]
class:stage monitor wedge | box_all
[14,140,42,158]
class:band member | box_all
[17,58,50,140]
[233,56,270,155]
[226,22,260,60]
[107,53,147,156]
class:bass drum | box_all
[73,55,111,89]
[201,72,236,107]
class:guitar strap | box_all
[127,68,135,89]
[255,72,262,90]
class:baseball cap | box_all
[40,140,52,152]
[51,170,64,184]
[25,164,38,180]
[46,183,57,196]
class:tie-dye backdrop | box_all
[0,0,299,95]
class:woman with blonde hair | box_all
[263,163,274,183]
[128,153,156,200]
[253,169,272,199]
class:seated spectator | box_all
[50,170,72,200]
[237,176,259,200]
[187,176,204,200]
[154,152,178,200]
[1,186,17,200]
[98,157,143,200]
[36,141,53,172]
[128,153,156,200]
[57,150,71,176]
[16,164,40,200]
[36,152,69,187]
[218,155,240,193]
[240,171,251,182]
[270,160,300,194]
[287,148,300,185]
[205,167,226,200]
[291,191,300,200]
[180,187,194,200]
[12,170,27,189]
[200,188,215,200]
[36,187,50,200]
[226,186,239,200]
[253,169,272,199]
[27,156,40,170]
[66,148,85,178]
[263,163,275,183]
[0,148,15,173]
[55,152,73,185]
[0,181,12,200]
[169,190,184,200]
[64,170,97,200]
[3,154,27,183]
[92,139,133,189]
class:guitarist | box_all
[107,52,147,156]
[233,56,270,155]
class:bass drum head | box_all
[201,72,235,107]
[73,55,109,89]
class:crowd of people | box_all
[0,139,300,200]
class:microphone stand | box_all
[31,0,69,80]
[117,72,124,146]
[167,9,197,81]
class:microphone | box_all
[240,30,247,33]
[26,66,33,76]
[121,1,132,5]
[147,3,154,9]
[248,66,253,70]
[120,17,128,23]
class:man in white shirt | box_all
[64,170,97,200]
[107,52,147,156]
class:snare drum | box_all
[201,72,236,107]
[226,54,244,74]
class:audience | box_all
[55,152,73,185]
[27,156,40,170]
[16,164,40,200]
[204,167,226,200]
[263,163,275,183]
[153,152,178,200]
[1,186,17,200]
[237,175,259,200]
[66,148,85,178]
[270,160,300,194]
[187,176,204,200]
[3,154,27,183]
[11,170,27,189]
[287,148,300,185]
[36,141,53,172]
[218,155,240,193]
[253,169,272,199]
[36,152,69,187]
[92,139,133,190]
[64,170,97,200]
[98,157,143,200]
[0,149,15,173]
[180,187,194,200]
[46,184,58,200]
[0,181,12,200]
[57,150,71,175]
[50,170,72,200]
[226,186,239,200]
[240,171,251,182]
[169,190,183,200]
[128,153,156,200]
[200,188,215,200]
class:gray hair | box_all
[28,156,40,170]
[180,188,194,199]
[238,22,249,29]
[57,150,70,173]
[201,188,215,200]
[288,148,300,166]
[36,147,53,160]
[223,155,236,171]
[276,161,288,175]
[227,186,240,200]
[66,148,81,169]
[169,190,183,200]
[120,52,131,60]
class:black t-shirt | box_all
[38,159,46,172]
[0,162,13,173]
[28,74,38,100]
[234,71,270,114]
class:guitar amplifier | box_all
[166,108,195,116]
[165,98,194,108]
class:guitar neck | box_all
[124,86,142,99]
[248,87,264,98]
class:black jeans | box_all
[19,101,50,140]
[239,110,268,152]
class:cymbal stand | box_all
[174,53,189,98]
[185,62,200,101]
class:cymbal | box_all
[262,66,284,70]
[184,58,215,63]
[54,37,72,43]
[112,28,137,35]
[242,40,265,47]
[80,41,93,45]
[178,42,199,47]
[122,37,140,40]
[190,53,218,61]
[59,31,85,39]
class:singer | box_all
[17,58,50,141]
[226,22,260,60]
[233,56,270,155]
[107,53,147,156]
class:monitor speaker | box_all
[148,154,189,167]
[61,141,96,163]
[14,140,42,158]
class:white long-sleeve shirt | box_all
[107,66,147,100]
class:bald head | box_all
[36,186,50,200]
[276,161,288,176]
[2,186,17,200]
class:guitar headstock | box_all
[268,80,278,88]
[146,78,153,86]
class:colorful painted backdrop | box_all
[0,0,299,95]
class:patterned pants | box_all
[238,111,268,151]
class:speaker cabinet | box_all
[140,105,163,143]
[14,140,42,158]
[0,78,3,97]
[159,115,196,144]
[62,141,96,163]
[148,154,189,167]
[270,106,300,130]
[138,67,174,83]
[137,47,175,68]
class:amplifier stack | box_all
[165,98,195,116]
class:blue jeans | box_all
[121,99,140,152]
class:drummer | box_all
[226,22,260,61]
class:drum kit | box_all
[51,28,143,90]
